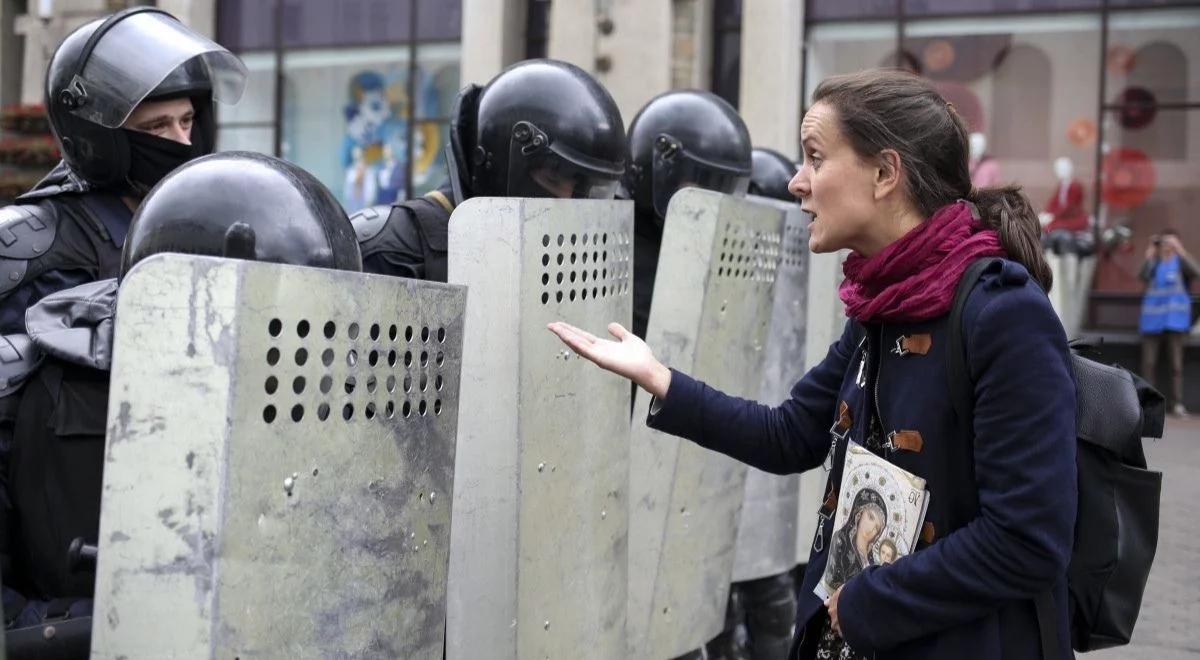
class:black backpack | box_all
[946,258,1165,657]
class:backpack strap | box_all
[945,257,1061,660]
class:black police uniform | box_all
[354,184,455,283]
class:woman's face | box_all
[789,102,883,254]
[855,506,884,545]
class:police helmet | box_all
[748,147,798,202]
[449,59,626,200]
[121,152,362,278]
[625,90,752,219]
[45,7,246,189]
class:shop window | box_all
[992,45,1052,160]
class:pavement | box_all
[1086,416,1200,659]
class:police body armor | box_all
[628,188,789,658]
[445,197,633,660]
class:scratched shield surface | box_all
[628,188,787,658]
[445,198,634,660]
[91,254,466,659]
[732,197,809,583]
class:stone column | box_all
[737,0,802,155]
[461,0,528,86]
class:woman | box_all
[1139,229,1197,417]
[548,69,1076,660]
[824,489,887,591]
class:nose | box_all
[787,166,809,200]
[165,119,192,146]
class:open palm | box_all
[546,321,672,398]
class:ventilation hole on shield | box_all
[297,320,310,338]
[317,403,330,421]
[556,291,563,303]
[437,328,446,343]
[294,349,308,366]
[569,290,576,301]
[402,400,412,418]
[582,233,589,245]
[291,405,304,422]
[542,254,550,266]
[419,400,428,416]
[322,348,334,366]
[320,375,333,394]
[581,289,588,300]
[592,287,598,298]
[348,323,360,340]
[541,292,549,305]
[365,402,376,420]
[542,234,550,247]
[542,273,549,286]
[268,319,282,337]
[435,351,444,366]
[345,376,357,394]
[324,321,336,339]
[570,252,577,265]
[404,374,413,392]
[368,350,379,367]
[557,234,564,247]
[346,350,358,367]
[387,375,397,393]
[603,233,609,245]
[593,251,599,262]
[293,376,306,394]
[405,326,414,342]
[582,252,589,264]
[263,406,276,423]
[421,327,430,343]
[267,348,280,366]
[265,376,278,395]
[388,350,397,367]
[420,351,428,367]
[556,272,564,284]
[389,324,398,341]
[602,285,608,297]
[385,401,395,418]
[404,351,413,367]
[570,271,576,283]
[435,374,444,391]
[366,374,378,393]
[435,399,443,416]
[369,323,380,341]
[420,373,429,392]
[557,254,564,266]
[342,404,354,421]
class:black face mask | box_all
[123,129,198,195]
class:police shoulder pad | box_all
[0,333,43,396]
[0,203,60,260]
[349,204,396,243]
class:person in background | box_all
[1139,229,1197,417]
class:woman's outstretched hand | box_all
[546,321,672,400]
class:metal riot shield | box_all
[731,197,808,583]
[445,198,633,660]
[629,188,787,658]
[91,254,466,659]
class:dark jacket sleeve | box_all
[1138,258,1157,284]
[645,320,856,475]
[838,283,1077,653]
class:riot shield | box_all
[445,198,633,660]
[731,197,808,583]
[91,254,466,659]
[629,188,788,658]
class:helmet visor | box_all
[651,136,751,217]
[506,122,623,200]
[66,11,247,128]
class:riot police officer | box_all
[351,58,627,282]
[0,7,247,334]
[623,90,752,341]
[748,147,799,203]
[0,152,360,653]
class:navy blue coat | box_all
[647,259,1077,660]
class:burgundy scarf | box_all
[839,201,1006,323]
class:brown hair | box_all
[812,69,1052,292]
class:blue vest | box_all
[1139,255,1192,333]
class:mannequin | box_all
[1043,156,1088,233]
[968,132,1000,188]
